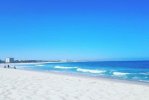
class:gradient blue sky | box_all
[0,0,149,60]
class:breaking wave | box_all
[139,72,149,75]
[54,66,78,69]
[112,72,130,77]
[36,65,45,66]
[76,68,106,74]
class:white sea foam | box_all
[113,72,130,77]
[54,66,78,69]
[36,65,45,66]
[139,72,149,75]
[16,65,30,68]
[138,79,149,83]
[76,68,106,74]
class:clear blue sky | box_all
[0,0,148,60]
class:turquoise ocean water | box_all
[17,61,149,83]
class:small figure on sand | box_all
[3,64,16,69]
[7,65,10,68]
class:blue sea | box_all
[17,61,149,83]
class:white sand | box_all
[0,68,149,100]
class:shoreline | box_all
[0,63,149,85]
[17,68,149,86]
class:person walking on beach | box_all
[7,65,10,68]
[14,66,16,69]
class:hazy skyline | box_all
[0,0,148,60]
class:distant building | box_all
[5,58,14,63]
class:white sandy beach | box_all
[0,68,149,100]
